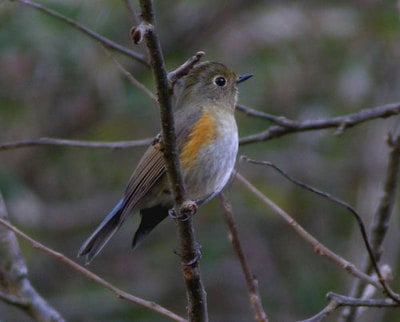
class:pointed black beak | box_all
[237,73,253,84]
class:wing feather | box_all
[121,109,202,217]
[122,144,166,215]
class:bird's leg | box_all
[168,200,197,221]
[173,242,202,266]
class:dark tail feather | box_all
[132,205,169,250]
[78,199,125,264]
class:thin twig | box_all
[300,265,395,322]
[167,51,206,86]
[219,193,268,322]
[236,104,296,127]
[2,103,399,152]
[234,172,382,289]
[0,216,187,322]
[297,299,340,322]
[300,291,399,322]
[0,137,152,151]
[12,0,149,66]
[138,1,208,321]
[101,45,157,103]
[239,102,400,145]
[328,292,398,307]
[341,131,400,321]
[241,157,400,302]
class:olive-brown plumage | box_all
[78,61,252,263]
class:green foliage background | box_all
[1,1,400,321]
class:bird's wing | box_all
[122,139,166,214]
[122,109,202,216]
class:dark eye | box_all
[214,76,226,87]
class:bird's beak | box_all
[237,73,253,84]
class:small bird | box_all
[78,61,252,263]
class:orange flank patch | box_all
[180,109,217,169]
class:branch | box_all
[138,1,208,321]
[12,0,149,66]
[101,45,157,103]
[0,137,152,151]
[0,215,187,322]
[138,0,185,203]
[328,292,398,308]
[369,132,400,269]
[242,157,400,302]
[236,104,297,127]
[299,267,397,322]
[234,172,382,289]
[300,293,398,322]
[4,105,397,153]
[341,131,400,321]
[0,193,65,322]
[297,299,340,322]
[239,102,400,145]
[167,51,206,86]
[219,193,268,322]
[103,47,205,103]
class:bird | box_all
[78,61,252,264]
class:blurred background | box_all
[1,1,400,321]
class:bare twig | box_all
[3,102,399,152]
[0,137,151,151]
[219,193,268,322]
[239,102,400,145]
[0,193,65,322]
[167,51,206,86]
[300,271,398,322]
[138,0,185,203]
[328,292,398,308]
[300,293,398,322]
[341,131,400,321]
[12,0,149,66]
[0,215,187,322]
[297,299,340,322]
[101,45,157,103]
[241,157,400,302]
[234,172,382,289]
[367,132,400,262]
[236,104,296,127]
[138,1,208,321]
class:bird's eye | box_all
[214,76,226,87]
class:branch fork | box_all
[130,22,153,44]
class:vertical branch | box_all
[368,133,400,265]
[0,192,65,322]
[341,132,400,321]
[137,1,208,321]
[219,193,268,322]
[138,0,185,203]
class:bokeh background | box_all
[1,1,400,321]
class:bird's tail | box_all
[78,199,125,264]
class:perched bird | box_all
[78,61,252,263]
